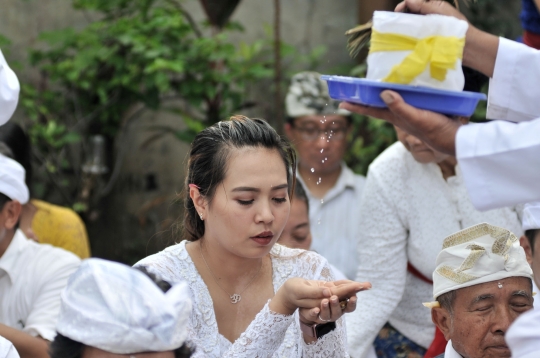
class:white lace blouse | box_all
[135,241,349,357]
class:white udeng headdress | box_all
[0,154,29,204]
[522,202,540,231]
[430,223,532,301]
[56,259,192,354]
[0,49,20,126]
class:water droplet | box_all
[320,199,324,204]
[310,168,315,173]
[316,177,322,185]
[321,160,324,163]
[320,149,324,153]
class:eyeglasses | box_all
[293,126,348,141]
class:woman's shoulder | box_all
[270,244,332,280]
[134,241,191,283]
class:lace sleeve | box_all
[219,301,294,358]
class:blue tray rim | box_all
[320,75,487,100]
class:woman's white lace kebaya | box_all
[135,242,349,357]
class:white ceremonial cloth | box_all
[0,230,80,341]
[506,308,540,358]
[135,242,349,358]
[0,337,19,358]
[0,50,19,126]
[367,12,468,91]
[346,142,522,358]
[298,163,366,279]
[534,280,539,310]
[456,38,540,211]
[0,154,29,204]
[442,340,463,358]
[522,202,540,231]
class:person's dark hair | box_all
[0,193,11,211]
[526,229,540,254]
[436,290,457,315]
[183,115,297,242]
[0,122,33,189]
[49,266,195,358]
[463,66,488,93]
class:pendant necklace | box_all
[199,241,262,304]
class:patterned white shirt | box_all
[347,142,522,357]
[298,163,366,279]
[0,230,80,341]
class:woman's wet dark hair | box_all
[183,115,297,242]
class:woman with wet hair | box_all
[136,115,369,357]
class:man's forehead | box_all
[457,276,532,302]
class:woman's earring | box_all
[199,212,204,220]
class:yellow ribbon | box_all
[369,30,465,84]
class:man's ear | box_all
[432,307,452,341]
[2,200,22,230]
[520,236,534,265]
[458,116,470,125]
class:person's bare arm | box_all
[534,0,540,12]
[340,90,460,155]
[395,0,499,77]
[0,324,49,358]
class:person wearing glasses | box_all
[284,72,366,280]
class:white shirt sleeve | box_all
[456,119,540,211]
[347,166,409,358]
[0,49,19,126]
[487,37,540,122]
[0,337,20,358]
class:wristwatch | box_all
[300,320,337,339]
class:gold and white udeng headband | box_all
[422,223,533,308]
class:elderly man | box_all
[284,71,365,280]
[50,258,194,357]
[424,223,534,358]
[0,49,19,126]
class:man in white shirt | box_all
[0,154,80,358]
[0,49,19,126]
[284,71,366,279]
[425,223,534,358]
[340,0,540,212]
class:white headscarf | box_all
[506,308,540,358]
[0,154,29,204]
[0,49,20,126]
[431,223,532,300]
[56,258,192,354]
[522,202,540,231]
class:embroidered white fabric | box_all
[347,142,523,358]
[135,242,348,357]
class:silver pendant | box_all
[230,294,241,304]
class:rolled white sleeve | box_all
[0,49,19,126]
[487,38,540,122]
[456,119,540,211]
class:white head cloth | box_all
[0,49,20,126]
[522,202,540,231]
[0,154,29,204]
[0,337,19,358]
[285,71,350,118]
[432,223,532,299]
[56,258,192,354]
[506,308,540,358]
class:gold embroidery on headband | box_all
[437,265,478,284]
[442,224,491,249]
[458,245,486,272]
